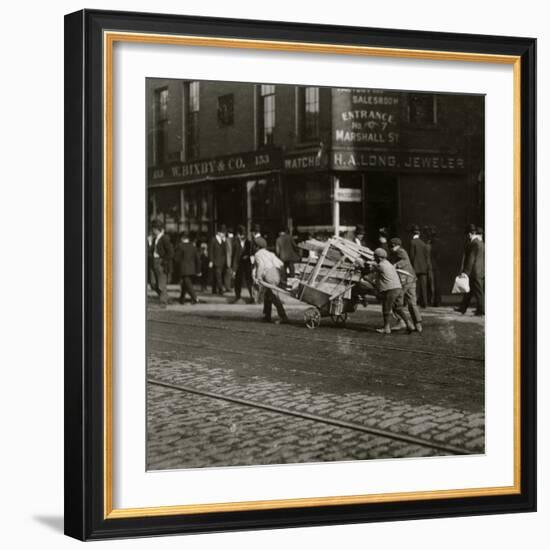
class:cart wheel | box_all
[331,313,348,325]
[304,307,321,329]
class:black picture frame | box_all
[64,9,536,541]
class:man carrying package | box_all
[253,237,290,324]
[371,248,416,335]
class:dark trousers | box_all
[416,273,428,308]
[212,266,224,294]
[401,280,422,324]
[460,277,485,314]
[152,259,169,305]
[381,288,413,328]
[263,288,288,321]
[234,263,253,299]
[200,269,209,291]
[428,268,441,307]
[223,266,233,292]
[279,261,296,286]
[179,276,198,303]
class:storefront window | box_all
[288,176,332,236]
[182,184,211,238]
[248,176,282,243]
[151,187,181,234]
[338,174,363,229]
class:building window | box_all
[217,94,234,126]
[299,86,320,141]
[185,81,200,159]
[258,84,276,147]
[154,88,169,165]
[408,93,437,125]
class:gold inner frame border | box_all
[102,30,522,519]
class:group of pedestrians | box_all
[147,220,301,310]
[349,222,484,335]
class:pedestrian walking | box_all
[174,232,201,304]
[253,237,289,324]
[389,237,423,333]
[370,248,415,335]
[224,227,234,292]
[232,225,253,303]
[209,225,228,295]
[425,225,441,306]
[409,224,430,308]
[275,227,301,285]
[198,242,209,292]
[456,225,485,316]
[150,220,173,307]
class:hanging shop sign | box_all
[332,88,401,148]
[332,150,466,172]
[150,149,282,183]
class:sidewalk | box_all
[150,284,466,307]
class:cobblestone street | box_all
[147,292,485,470]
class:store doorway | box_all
[364,173,399,245]
[214,180,245,233]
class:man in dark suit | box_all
[275,227,301,284]
[150,220,173,307]
[209,225,228,295]
[223,227,234,292]
[231,225,253,303]
[174,231,201,304]
[409,224,430,308]
[457,225,485,315]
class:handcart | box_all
[258,236,375,329]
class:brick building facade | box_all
[147,78,484,290]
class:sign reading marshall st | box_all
[332,88,401,148]
[332,150,466,172]
[150,150,281,183]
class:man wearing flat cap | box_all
[390,237,423,332]
[371,247,415,335]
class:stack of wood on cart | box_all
[291,236,374,306]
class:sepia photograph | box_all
[145,78,485,471]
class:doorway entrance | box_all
[364,173,399,243]
[214,180,245,233]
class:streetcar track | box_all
[150,335,472,390]
[148,316,484,363]
[148,377,474,456]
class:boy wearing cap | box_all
[389,238,423,333]
[371,248,415,335]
